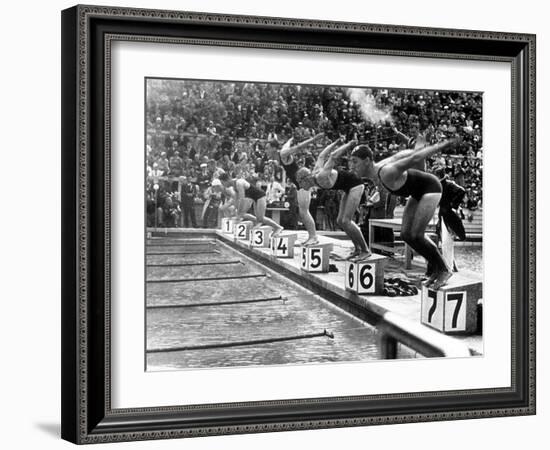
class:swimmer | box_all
[348,137,460,289]
[218,171,284,237]
[278,132,325,246]
[296,138,371,261]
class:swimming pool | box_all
[146,235,387,371]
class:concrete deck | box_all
[148,227,483,356]
[215,229,483,356]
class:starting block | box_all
[421,273,482,334]
[271,234,297,258]
[345,255,388,295]
[301,243,333,273]
[233,221,254,241]
[250,226,272,248]
[221,217,237,234]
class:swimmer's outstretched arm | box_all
[323,139,358,170]
[391,138,459,172]
[280,132,324,161]
[391,126,414,146]
[313,137,344,171]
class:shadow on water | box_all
[35,422,60,438]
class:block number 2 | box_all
[237,224,246,239]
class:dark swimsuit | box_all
[244,180,266,201]
[377,166,441,201]
[331,170,363,194]
[282,158,299,187]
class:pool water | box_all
[146,237,386,371]
[454,246,483,274]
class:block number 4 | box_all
[277,238,287,255]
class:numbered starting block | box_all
[300,243,333,273]
[221,217,237,234]
[344,255,387,295]
[271,234,297,258]
[233,221,254,241]
[421,274,482,334]
[249,226,272,248]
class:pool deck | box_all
[149,227,483,356]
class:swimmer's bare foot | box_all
[430,270,453,290]
[345,249,361,261]
[351,250,372,262]
[271,227,284,238]
[422,273,438,288]
[300,236,319,247]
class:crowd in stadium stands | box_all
[145,80,483,228]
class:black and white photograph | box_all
[54,2,539,446]
[145,78,484,371]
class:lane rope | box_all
[147,295,285,309]
[147,329,334,353]
[147,273,266,283]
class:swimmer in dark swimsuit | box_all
[278,132,325,246]
[218,171,284,237]
[296,138,371,261]
[348,137,460,289]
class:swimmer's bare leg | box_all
[297,188,318,245]
[337,186,371,261]
[254,197,284,235]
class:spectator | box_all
[179,176,197,228]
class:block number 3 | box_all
[253,230,263,245]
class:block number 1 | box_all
[224,220,231,232]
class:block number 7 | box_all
[446,292,464,329]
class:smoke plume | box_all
[347,88,394,125]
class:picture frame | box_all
[61,4,536,444]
